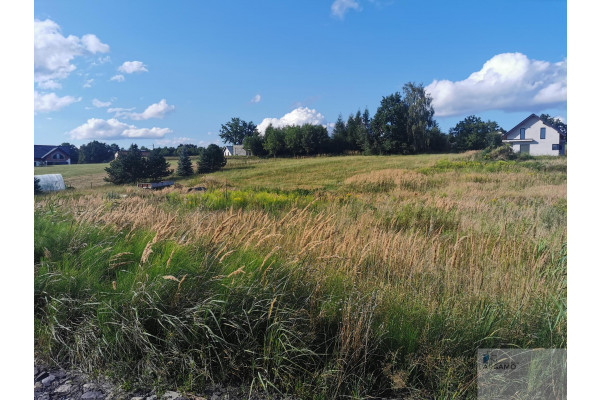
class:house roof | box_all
[34,145,71,159]
[225,146,233,153]
[503,114,566,139]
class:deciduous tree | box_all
[79,140,114,163]
[60,142,80,164]
[448,116,503,152]
[242,133,267,157]
[219,117,257,145]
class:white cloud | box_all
[129,99,174,120]
[257,107,328,134]
[154,136,197,146]
[83,78,94,88]
[250,94,261,103]
[331,0,361,19]
[81,34,110,53]
[118,61,148,74]
[109,99,175,120]
[92,98,111,108]
[110,74,125,82]
[34,19,109,89]
[425,53,567,117]
[68,118,172,140]
[34,91,81,113]
[92,55,111,65]
[37,80,62,90]
[107,107,136,117]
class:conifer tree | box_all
[176,147,194,176]
[197,144,227,173]
[104,144,146,184]
[145,150,172,182]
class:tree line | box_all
[104,144,226,185]
[221,82,514,157]
[58,141,209,164]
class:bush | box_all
[482,144,516,161]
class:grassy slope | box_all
[34,153,567,399]
[33,154,461,190]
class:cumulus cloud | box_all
[92,98,111,108]
[425,52,567,117]
[34,19,109,89]
[331,0,361,19]
[250,94,261,103]
[68,118,172,140]
[34,91,81,113]
[83,78,94,88]
[118,61,148,74]
[256,107,328,134]
[110,74,125,82]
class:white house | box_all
[502,114,566,156]
[224,145,251,156]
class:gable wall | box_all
[504,118,564,155]
[44,149,71,163]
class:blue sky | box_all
[33,0,567,148]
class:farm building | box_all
[34,174,66,192]
[224,145,251,156]
[34,145,72,166]
[502,114,566,156]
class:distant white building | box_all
[502,114,566,156]
[224,145,251,156]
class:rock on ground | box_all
[34,363,299,400]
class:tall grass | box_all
[34,153,566,399]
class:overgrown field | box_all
[34,153,566,399]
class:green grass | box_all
[34,152,567,399]
[196,154,463,191]
[35,162,112,189]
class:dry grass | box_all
[35,170,565,315]
[34,153,566,398]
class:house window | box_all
[52,153,65,159]
[540,127,546,139]
[520,144,530,154]
[552,144,562,151]
[520,128,525,139]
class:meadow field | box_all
[34,153,566,399]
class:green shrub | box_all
[482,144,516,161]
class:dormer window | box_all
[540,127,546,139]
[520,128,525,139]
